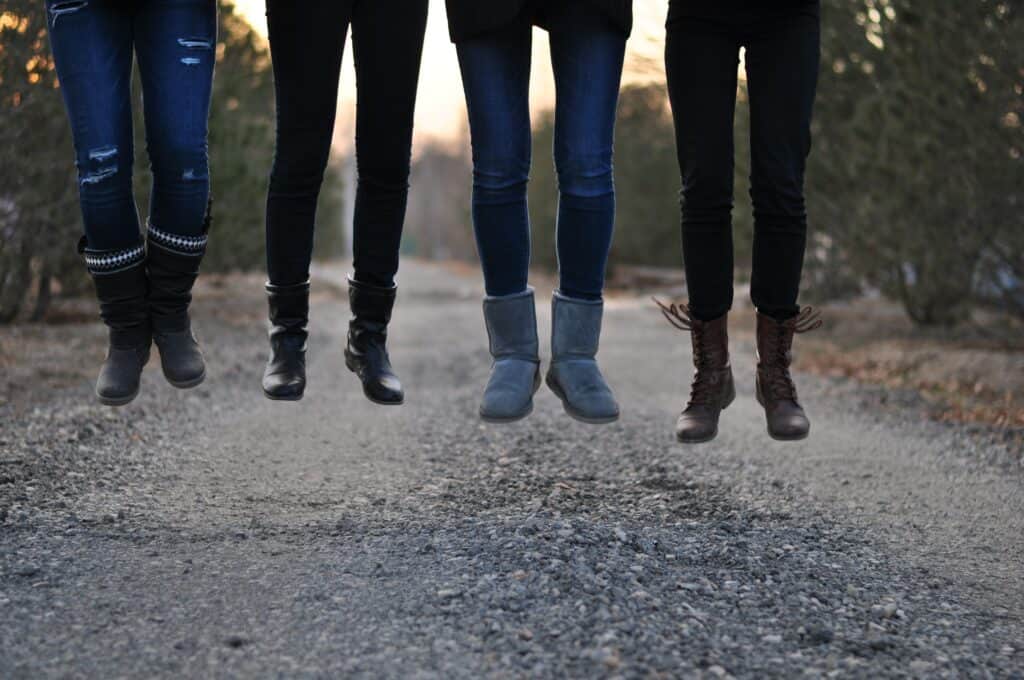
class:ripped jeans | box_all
[46,0,216,251]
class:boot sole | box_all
[97,387,140,407]
[767,430,810,442]
[545,375,620,425]
[165,370,206,390]
[677,431,718,444]
[365,390,404,406]
[263,389,304,402]
[480,402,533,424]
[675,379,736,444]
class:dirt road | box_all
[1,261,1021,678]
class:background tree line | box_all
[1,0,1020,328]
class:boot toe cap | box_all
[95,380,140,406]
[364,375,404,405]
[766,410,811,440]
[480,360,538,422]
[156,331,206,387]
[263,375,306,400]
[675,411,719,443]
[547,361,619,423]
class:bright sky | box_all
[232,1,667,147]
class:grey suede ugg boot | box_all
[545,291,620,424]
[480,288,541,423]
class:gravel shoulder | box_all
[1,262,1022,678]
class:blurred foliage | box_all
[0,1,343,321]
[810,0,1022,325]
[405,137,475,263]
[0,2,79,321]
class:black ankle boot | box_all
[146,217,209,389]
[344,277,403,405]
[80,238,152,406]
[262,281,309,401]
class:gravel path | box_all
[1,261,1022,678]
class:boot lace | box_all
[654,298,722,407]
[763,307,822,402]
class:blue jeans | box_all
[456,2,626,300]
[46,0,216,251]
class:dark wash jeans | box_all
[456,1,626,300]
[46,0,216,251]
[265,0,428,288]
[666,2,820,320]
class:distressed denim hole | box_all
[81,166,117,186]
[177,37,213,50]
[50,0,87,26]
[180,57,201,66]
[182,168,208,181]
[81,145,118,185]
[88,146,117,162]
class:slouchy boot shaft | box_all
[146,208,210,389]
[80,239,152,406]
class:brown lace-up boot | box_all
[755,307,822,441]
[656,300,735,443]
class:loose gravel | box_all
[1,264,1021,678]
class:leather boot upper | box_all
[755,308,822,440]
[263,280,310,400]
[345,277,403,405]
[656,300,735,443]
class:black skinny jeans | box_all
[666,3,820,321]
[265,0,428,288]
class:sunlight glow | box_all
[230,0,667,146]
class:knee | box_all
[680,171,733,226]
[270,150,328,196]
[357,159,411,196]
[150,140,210,186]
[472,155,530,204]
[555,152,613,199]
[750,163,806,219]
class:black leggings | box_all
[265,0,428,287]
[666,3,820,321]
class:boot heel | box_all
[722,378,737,411]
